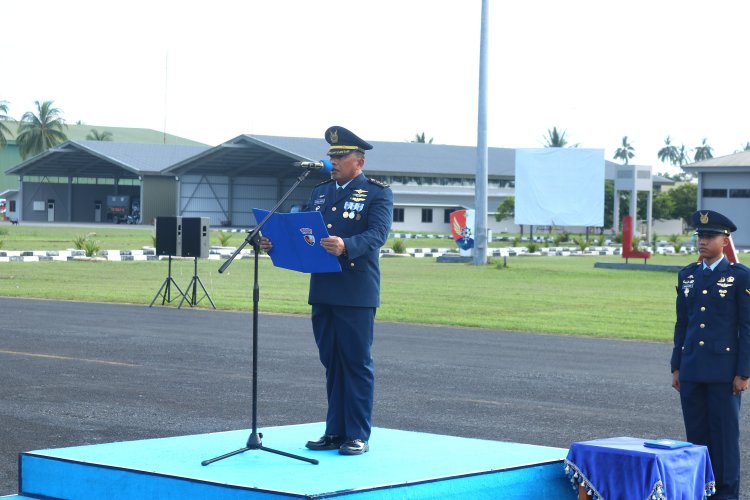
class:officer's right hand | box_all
[260,236,273,252]
[671,370,680,392]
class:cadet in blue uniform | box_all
[261,126,393,455]
[671,210,750,499]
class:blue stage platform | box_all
[9,423,573,499]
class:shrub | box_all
[573,237,588,252]
[391,239,406,254]
[72,235,87,250]
[83,239,100,257]
[217,231,233,246]
[526,242,539,253]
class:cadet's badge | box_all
[300,227,315,246]
[728,276,735,283]
[719,289,727,298]
[329,129,339,144]
[684,287,690,298]
[700,212,709,224]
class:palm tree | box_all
[412,132,433,144]
[676,145,691,166]
[16,100,68,159]
[657,136,679,165]
[0,100,12,149]
[613,136,635,164]
[86,129,113,141]
[543,127,568,147]
[693,138,713,162]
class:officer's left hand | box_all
[732,376,750,395]
[321,236,346,256]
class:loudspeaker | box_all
[182,217,210,258]
[155,217,181,256]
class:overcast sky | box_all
[4,0,749,174]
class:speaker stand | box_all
[179,257,216,309]
[149,255,189,307]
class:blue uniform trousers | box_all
[311,304,375,442]
[680,381,741,499]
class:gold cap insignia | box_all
[700,212,709,224]
[329,129,339,144]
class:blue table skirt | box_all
[564,437,715,500]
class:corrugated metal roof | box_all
[249,134,517,177]
[6,140,209,178]
[683,150,750,169]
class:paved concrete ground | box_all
[1,297,748,497]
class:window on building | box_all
[444,209,454,223]
[703,189,728,198]
[422,208,433,223]
[393,208,404,223]
[729,189,750,198]
[9,200,16,212]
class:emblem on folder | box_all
[300,227,315,246]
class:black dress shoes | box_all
[305,434,345,451]
[339,439,369,455]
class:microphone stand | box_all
[202,167,318,466]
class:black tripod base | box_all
[201,431,319,466]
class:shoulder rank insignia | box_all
[368,178,389,188]
[316,178,335,187]
[745,289,750,296]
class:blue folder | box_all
[252,208,342,274]
[643,439,693,449]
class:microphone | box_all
[293,159,333,173]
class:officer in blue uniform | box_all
[671,210,750,499]
[261,126,393,455]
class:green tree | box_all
[494,196,514,221]
[86,129,113,141]
[604,180,614,228]
[667,183,697,224]
[693,138,713,162]
[16,100,68,159]
[412,132,433,144]
[543,127,568,147]
[652,190,676,220]
[613,136,635,164]
[0,100,12,149]
[657,136,678,165]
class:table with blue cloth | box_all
[564,437,715,499]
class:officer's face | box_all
[329,153,364,184]
[697,232,728,262]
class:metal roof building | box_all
[5,133,673,234]
[683,151,750,247]
[6,141,209,224]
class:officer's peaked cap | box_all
[692,210,737,235]
[325,126,373,157]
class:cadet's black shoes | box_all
[305,435,345,451]
[339,439,369,455]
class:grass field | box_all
[0,221,692,343]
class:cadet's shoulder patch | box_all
[368,178,389,188]
[316,178,335,187]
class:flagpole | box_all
[474,0,489,266]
